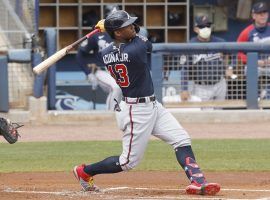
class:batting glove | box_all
[95,19,105,32]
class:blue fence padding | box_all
[7,49,31,62]
[246,53,259,109]
[34,0,39,34]
[56,72,91,86]
[151,53,163,103]
[32,52,45,98]
[45,28,57,110]
[0,56,9,112]
[56,72,86,81]
[153,43,270,54]
[57,54,95,71]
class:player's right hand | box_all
[88,73,98,90]
[95,19,105,32]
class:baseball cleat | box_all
[73,165,99,192]
[186,182,220,195]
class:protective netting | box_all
[0,0,36,50]
[162,53,270,108]
[0,0,37,108]
[8,63,34,108]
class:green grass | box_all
[0,139,269,172]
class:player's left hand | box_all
[88,73,98,90]
[95,19,105,32]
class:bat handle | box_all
[67,29,101,52]
[86,29,101,38]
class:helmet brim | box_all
[119,17,137,29]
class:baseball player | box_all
[73,10,220,195]
[76,31,122,110]
[181,15,230,103]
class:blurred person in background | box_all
[180,14,234,104]
[77,5,122,110]
[237,1,270,99]
[76,30,122,111]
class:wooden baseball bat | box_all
[33,29,100,75]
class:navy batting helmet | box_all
[104,10,137,33]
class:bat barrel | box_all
[32,29,100,75]
[33,47,68,75]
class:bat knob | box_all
[33,67,42,75]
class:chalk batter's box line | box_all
[3,186,270,200]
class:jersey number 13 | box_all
[108,64,130,87]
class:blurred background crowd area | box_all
[0,0,269,112]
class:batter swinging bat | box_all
[33,29,100,75]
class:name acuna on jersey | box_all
[103,52,130,64]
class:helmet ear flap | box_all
[106,30,115,39]
[106,24,140,39]
[133,23,140,33]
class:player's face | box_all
[115,24,136,42]
[252,11,269,27]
